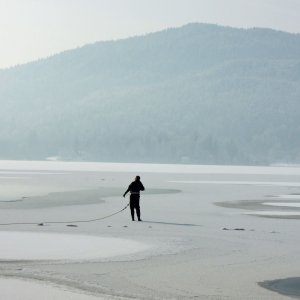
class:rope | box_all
[0,203,129,226]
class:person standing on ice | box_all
[123,176,145,221]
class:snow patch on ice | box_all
[0,231,150,261]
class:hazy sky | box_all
[0,0,300,69]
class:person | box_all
[123,176,145,221]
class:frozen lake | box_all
[1,160,300,299]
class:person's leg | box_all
[136,196,141,221]
[129,195,135,221]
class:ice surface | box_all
[0,231,150,260]
[1,161,300,299]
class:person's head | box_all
[135,175,140,181]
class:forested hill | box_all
[0,23,300,165]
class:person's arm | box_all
[123,184,131,197]
[140,182,145,191]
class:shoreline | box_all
[2,159,300,175]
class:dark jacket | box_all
[125,181,145,195]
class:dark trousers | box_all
[130,194,141,220]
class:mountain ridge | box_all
[0,23,299,164]
[2,22,300,72]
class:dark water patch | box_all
[0,189,107,209]
[0,199,23,203]
[0,187,181,209]
[215,199,300,220]
[215,199,266,211]
[259,277,300,299]
[252,214,300,220]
